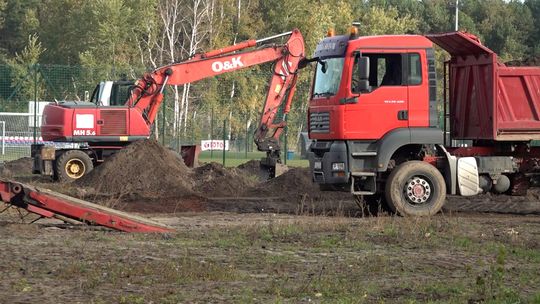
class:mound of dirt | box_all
[76,140,195,198]
[245,167,351,202]
[237,160,264,178]
[0,157,33,177]
[193,162,257,197]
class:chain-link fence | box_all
[0,113,40,161]
[0,63,310,165]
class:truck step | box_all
[351,171,376,177]
[0,179,173,233]
[351,190,376,195]
[351,151,377,157]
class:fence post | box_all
[222,119,227,166]
[283,116,288,165]
[245,113,249,159]
[1,121,5,155]
[33,64,39,144]
[210,107,214,159]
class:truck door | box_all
[347,51,409,139]
[406,51,430,127]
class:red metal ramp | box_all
[0,179,174,233]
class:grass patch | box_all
[3,214,539,303]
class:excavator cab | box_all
[89,80,134,106]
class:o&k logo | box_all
[211,56,244,72]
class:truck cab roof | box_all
[350,34,433,49]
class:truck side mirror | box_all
[358,56,369,80]
[357,56,371,93]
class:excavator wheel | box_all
[55,150,94,182]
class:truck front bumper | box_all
[308,141,349,186]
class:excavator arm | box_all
[128,29,305,176]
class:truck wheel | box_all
[55,150,94,182]
[385,161,446,216]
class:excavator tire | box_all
[55,150,94,182]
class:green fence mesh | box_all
[0,64,310,164]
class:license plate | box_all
[314,161,322,170]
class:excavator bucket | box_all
[259,156,289,179]
[180,145,201,168]
[274,163,289,177]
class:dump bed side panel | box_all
[427,32,540,141]
[496,68,540,140]
[449,55,496,140]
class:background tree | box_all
[5,34,46,111]
[1,0,539,147]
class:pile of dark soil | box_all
[244,167,352,202]
[76,140,195,198]
[193,162,257,197]
[237,159,264,177]
[0,157,33,177]
[204,166,356,215]
[505,56,540,67]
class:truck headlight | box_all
[332,162,345,171]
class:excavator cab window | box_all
[89,81,134,106]
[110,81,133,106]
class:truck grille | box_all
[309,112,330,133]
[101,110,127,135]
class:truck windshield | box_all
[312,57,345,98]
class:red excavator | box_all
[32,30,305,181]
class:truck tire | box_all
[384,161,446,216]
[55,150,94,182]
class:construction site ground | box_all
[1,140,539,303]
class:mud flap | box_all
[259,156,288,179]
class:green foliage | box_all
[79,0,149,71]
[5,34,46,110]
[0,0,538,145]
[357,6,419,35]
[0,0,6,29]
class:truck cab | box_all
[309,33,442,194]
[309,29,540,217]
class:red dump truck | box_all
[308,30,540,216]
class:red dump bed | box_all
[427,32,540,141]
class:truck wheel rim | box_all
[404,176,431,204]
[65,159,85,179]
